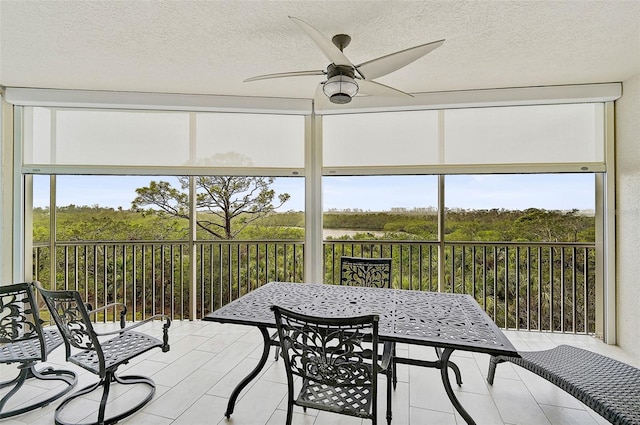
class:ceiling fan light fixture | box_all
[244,17,445,105]
[323,74,359,104]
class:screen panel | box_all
[194,113,304,167]
[323,111,440,167]
[323,103,604,170]
[443,104,604,165]
[24,108,190,166]
[23,108,305,169]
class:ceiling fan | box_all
[245,16,445,105]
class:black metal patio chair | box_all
[340,255,463,388]
[0,282,77,419]
[272,256,394,362]
[272,305,393,425]
[340,256,392,288]
[340,256,399,389]
[35,282,171,425]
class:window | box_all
[444,174,596,242]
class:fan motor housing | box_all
[324,65,358,104]
[326,64,355,80]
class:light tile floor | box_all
[2,320,639,425]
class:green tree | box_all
[132,176,290,240]
[513,208,593,242]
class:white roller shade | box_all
[24,108,190,166]
[323,111,440,167]
[22,108,305,169]
[444,104,604,165]
[323,103,604,171]
[194,113,304,168]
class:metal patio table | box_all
[203,282,519,424]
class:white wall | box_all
[0,97,14,283]
[616,72,640,355]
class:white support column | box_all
[189,175,197,320]
[23,174,33,281]
[48,110,58,289]
[595,172,604,339]
[601,102,616,344]
[305,112,323,284]
[1,95,15,282]
[12,106,28,284]
[437,111,446,293]
[188,112,198,319]
[437,175,445,293]
[48,175,56,289]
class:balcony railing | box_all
[324,241,595,333]
[33,239,596,333]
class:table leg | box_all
[439,348,476,425]
[224,326,271,418]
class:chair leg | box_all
[0,367,29,417]
[271,331,280,361]
[54,371,155,425]
[486,355,504,385]
[97,372,112,425]
[285,401,294,425]
[0,364,77,420]
[386,366,393,425]
[0,368,25,390]
[392,344,397,390]
[54,379,103,425]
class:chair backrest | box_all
[272,305,379,392]
[35,283,104,368]
[340,256,392,288]
[0,282,47,361]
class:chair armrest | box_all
[95,314,171,352]
[87,302,127,329]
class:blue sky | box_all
[34,173,595,212]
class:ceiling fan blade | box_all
[356,39,445,80]
[357,79,413,97]
[244,70,325,82]
[289,16,354,67]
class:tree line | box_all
[34,176,593,243]
[33,206,593,243]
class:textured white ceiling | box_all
[1,0,638,101]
